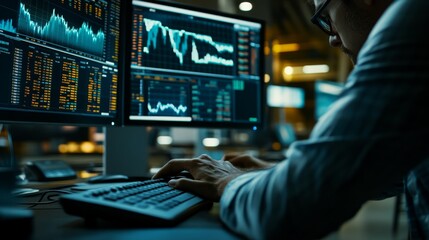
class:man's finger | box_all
[152,158,193,179]
[168,178,219,202]
[222,153,240,161]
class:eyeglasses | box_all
[311,0,334,36]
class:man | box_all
[153,0,429,238]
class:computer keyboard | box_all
[59,178,212,226]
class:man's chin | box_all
[342,47,356,65]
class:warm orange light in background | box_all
[58,141,102,154]
[58,144,68,154]
[265,45,271,55]
[80,141,96,153]
[283,66,294,75]
[61,126,79,132]
[272,43,300,53]
[77,171,98,179]
[264,74,271,83]
[67,142,79,153]
[271,142,282,151]
[282,64,330,81]
[282,66,294,81]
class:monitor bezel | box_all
[0,0,127,127]
[123,0,266,130]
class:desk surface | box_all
[17,183,241,240]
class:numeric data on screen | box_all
[0,0,121,119]
[128,1,263,126]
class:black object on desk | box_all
[24,160,77,182]
[0,168,33,239]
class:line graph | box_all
[191,41,233,65]
[0,2,17,33]
[132,9,235,75]
[147,80,189,117]
[148,102,188,115]
[17,3,105,56]
[0,19,16,33]
[143,18,233,66]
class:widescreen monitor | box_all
[0,0,126,126]
[124,0,265,130]
[266,85,305,108]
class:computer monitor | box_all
[123,0,265,130]
[266,85,305,108]
[0,0,126,126]
[266,85,304,149]
[314,80,344,121]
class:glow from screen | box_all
[314,80,344,120]
[267,85,305,108]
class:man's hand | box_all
[152,154,243,202]
[222,153,276,170]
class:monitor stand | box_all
[103,126,149,178]
[194,129,225,160]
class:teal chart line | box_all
[143,18,234,66]
[148,102,188,115]
[0,19,16,32]
[17,3,105,56]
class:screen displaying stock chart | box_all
[0,0,123,126]
[125,0,265,129]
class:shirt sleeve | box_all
[219,0,429,238]
[220,132,429,239]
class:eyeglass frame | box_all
[310,0,335,36]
